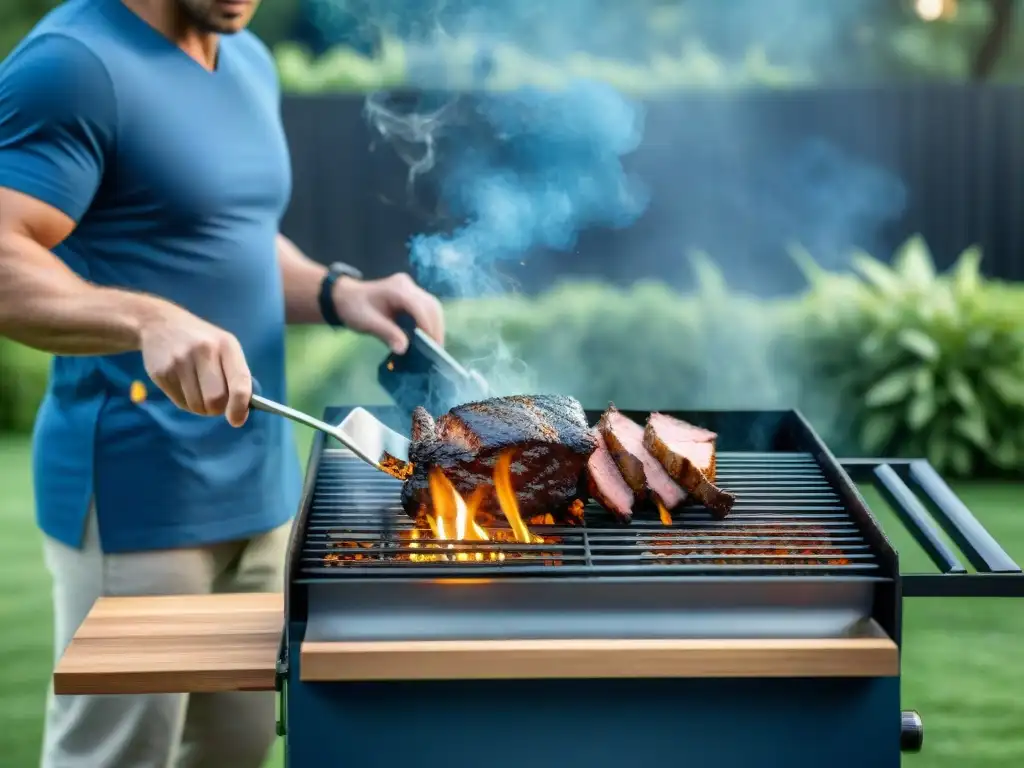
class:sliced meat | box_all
[401,395,596,526]
[643,412,736,518]
[597,407,647,499]
[586,430,634,523]
[598,405,687,510]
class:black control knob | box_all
[901,710,924,752]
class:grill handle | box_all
[900,710,923,753]
[378,314,489,419]
[839,458,1024,598]
[908,461,1018,572]
[872,464,966,575]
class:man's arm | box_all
[277,233,445,353]
[0,188,167,355]
[0,36,170,354]
[277,233,330,325]
[0,37,253,425]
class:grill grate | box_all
[298,449,882,580]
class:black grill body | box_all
[287,408,899,639]
[277,406,1019,768]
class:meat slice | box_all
[401,395,596,526]
[598,408,647,499]
[598,405,687,510]
[643,412,736,518]
[586,431,634,523]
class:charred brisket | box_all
[401,395,596,525]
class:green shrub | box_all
[286,240,1024,477]
[274,38,808,95]
[285,272,801,421]
[793,236,1024,476]
[0,339,50,434]
[3,236,1024,479]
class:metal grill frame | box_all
[284,407,901,643]
[301,452,883,577]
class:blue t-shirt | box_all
[0,0,302,552]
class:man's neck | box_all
[120,0,219,71]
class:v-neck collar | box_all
[106,0,224,74]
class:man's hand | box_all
[139,305,253,427]
[332,272,445,354]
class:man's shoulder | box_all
[14,0,116,53]
[233,30,275,66]
[230,30,280,93]
[0,19,117,127]
[3,0,121,86]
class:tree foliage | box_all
[0,0,59,60]
[3,0,1024,85]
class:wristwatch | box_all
[318,261,363,328]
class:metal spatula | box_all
[249,396,410,473]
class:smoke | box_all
[344,0,907,406]
[358,2,651,396]
[405,83,646,297]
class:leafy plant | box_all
[286,272,804,431]
[3,235,1024,479]
[0,339,50,434]
[793,236,1024,476]
[274,38,809,95]
[274,40,409,93]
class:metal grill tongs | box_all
[250,326,489,476]
[249,395,411,471]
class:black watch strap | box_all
[318,261,363,328]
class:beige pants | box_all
[41,509,291,768]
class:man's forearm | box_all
[0,231,171,355]
[277,233,330,324]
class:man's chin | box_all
[199,8,252,34]
[203,19,249,34]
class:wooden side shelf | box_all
[301,625,899,682]
[53,593,898,692]
[54,593,283,695]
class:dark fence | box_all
[281,86,1024,296]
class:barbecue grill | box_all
[276,405,1024,768]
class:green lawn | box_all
[0,434,1022,766]
[0,436,285,767]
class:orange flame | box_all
[494,452,543,544]
[655,498,673,527]
[419,469,499,562]
[416,450,543,560]
[427,469,489,542]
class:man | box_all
[0,0,444,765]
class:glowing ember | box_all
[379,453,413,481]
[640,526,852,566]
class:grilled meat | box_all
[401,395,596,526]
[411,406,437,443]
[586,431,634,523]
[643,412,735,518]
[597,408,646,499]
[598,405,687,511]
